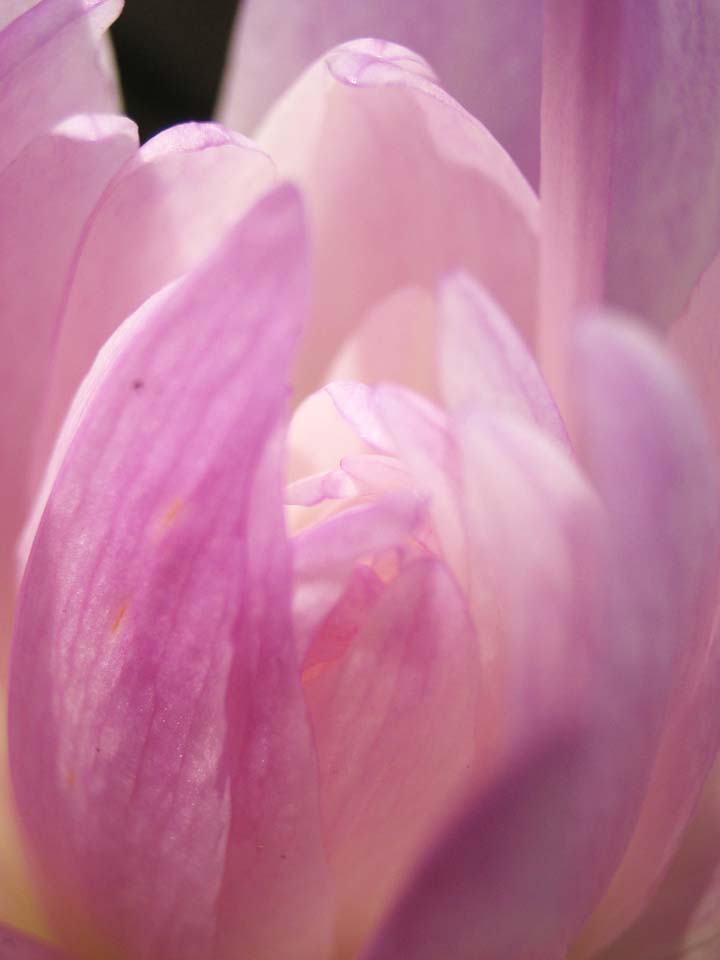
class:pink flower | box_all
[1,2,720,959]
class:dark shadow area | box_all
[111,0,241,142]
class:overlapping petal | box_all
[252,38,538,399]
[0,0,123,172]
[219,0,542,186]
[9,185,332,960]
[540,1,720,396]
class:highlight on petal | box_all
[0,923,74,959]
[252,37,538,399]
[10,185,333,960]
[304,557,479,959]
[0,113,136,640]
[31,122,277,497]
[0,0,123,171]
[540,1,720,397]
[219,0,542,186]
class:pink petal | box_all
[252,37,538,398]
[0,924,74,959]
[440,270,569,447]
[325,381,395,453]
[31,122,276,498]
[219,1,542,186]
[0,114,136,638]
[540,2,720,398]
[569,317,720,954]
[0,2,41,30]
[0,0,122,171]
[304,557,479,958]
[362,730,582,960]
[10,185,333,960]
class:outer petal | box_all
[304,557,479,958]
[0,0,122,171]
[0,925,74,959]
[252,38,538,399]
[219,0,542,186]
[0,114,136,639]
[10,186,332,960]
[540,1,720,399]
[30,122,276,499]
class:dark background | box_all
[111,0,242,142]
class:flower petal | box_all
[540,1,720,396]
[439,270,569,447]
[10,185,333,960]
[0,0,122,171]
[219,0,542,185]
[304,557,479,958]
[362,729,582,960]
[31,122,276,499]
[0,114,136,638]
[252,38,538,399]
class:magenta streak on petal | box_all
[9,184,333,960]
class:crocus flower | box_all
[1,2,720,959]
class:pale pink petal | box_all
[284,468,357,508]
[9,185,333,960]
[440,270,569,447]
[219,1,542,186]
[304,557,479,958]
[325,381,395,453]
[0,925,74,959]
[669,252,720,453]
[540,2,720,398]
[0,0,122,171]
[31,122,276,495]
[253,38,538,399]
[569,317,720,955]
[0,114,136,639]
[286,387,369,483]
[292,492,424,659]
[362,731,582,960]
